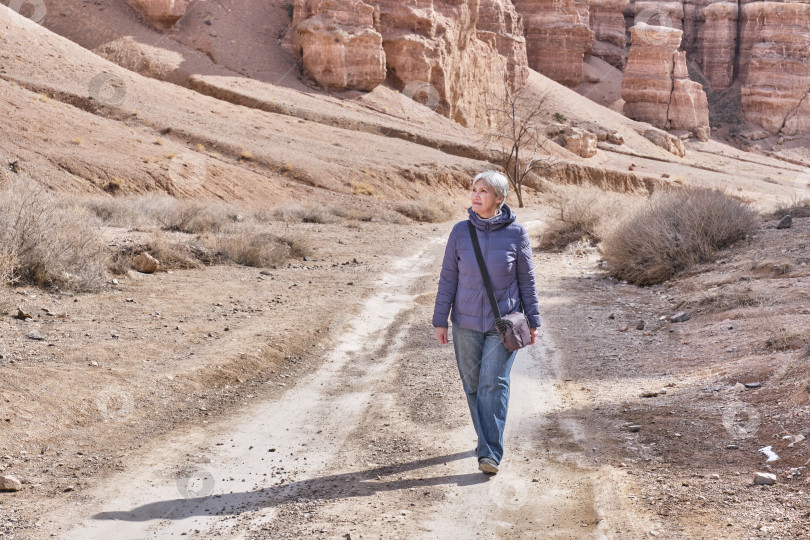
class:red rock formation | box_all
[622,23,709,132]
[516,0,594,86]
[740,2,810,135]
[375,0,529,129]
[477,0,530,90]
[127,0,191,30]
[292,0,386,92]
[590,0,629,69]
[698,1,738,91]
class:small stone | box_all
[27,330,44,341]
[753,472,776,485]
[132,252,160,274]
[14,309,32,321]
[670,312,691,323]
[0,475,22,491]
[636,320,645,331]
[628,425,641,432]
[618,324,629,332]
[710,474,720,480]
[733,382,746,392]
[63,485,74,492]
[726,444,739,450]
[608,313,615,320]
[744,382,762,389]
[776,215,792,229]
[640,391,659,398]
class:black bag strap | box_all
[468,221,504,326]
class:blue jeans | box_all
[452,324,517,465]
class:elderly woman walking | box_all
[432,170,541,475]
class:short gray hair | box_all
[472,171,509,209]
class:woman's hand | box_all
[435,327,449,344]
[530,328,538,345]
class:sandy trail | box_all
[48,228,645,539]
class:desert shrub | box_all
[537,187,633,251]
[395,200,452,223]
[328,206,374,222]
[271,202,336,224]
[769,197,810,219]
[765,331,808,352]
[696,288,766,313]
[600,188,759,285]
[538,191,602,251]
[0,182,108,291]
[144,233,201,270]
[214,230,289,267]
[752,260,794,276]
[278,232,314,259]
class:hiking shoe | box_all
[478,458,499,475]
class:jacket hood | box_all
[468,204,517,232]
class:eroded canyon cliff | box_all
[128,0,809,138]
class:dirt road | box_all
[31,219,651,539]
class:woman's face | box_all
[471,180,503,219]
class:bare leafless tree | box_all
[485,84,556,208]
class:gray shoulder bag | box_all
[468,221,531,352]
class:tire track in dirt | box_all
[51,238,446,539]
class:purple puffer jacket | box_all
[432,204,541,332]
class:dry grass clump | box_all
[765,331,808,352]
[696,288,766,313]
[752,260,794,276]
[215,232,287,267]
[770,197,810,219]
[271,202,336,224]
[395,200,453,223]
[600,188,759,286]
[79,195,240,234]
[537,187,633,251]
[0,182,108,291]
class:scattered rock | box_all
[710,473,720,480]
[0,475,22,491]
[606,132,624,145]
[14,308,32,321]
[744,382,762,389]
[636,320,645,331]
[628,425,641,432]
[643,129,687,158]
[733,382,746,392]
[776,215,793,229]
[26,330,44,341]
[693,126,711,142]
[753,472,776,485]
[132,252,160,274]
[561,127,598,158]
[608,313,615,320]
[670,312,691,323]
[640,390,659,398]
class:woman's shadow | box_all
[93,451,486,522]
